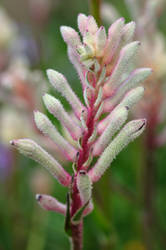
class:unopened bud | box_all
[106,41,141,89]
[86,15,98,34]
[47,69,83,117]
[77,13,88,35]
[76,170,92,205]
[43,94,82,140]
[93,106,128,155]
[103,17,125,64]
[10,139,71,186]
[89,119,146,182]
[96,26,107,56]
[121,21,136,44]
[60,26,81,47]
[34,111,77,161]
[36,194,66,214]
[119,86,144,108]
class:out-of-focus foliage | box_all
[0,1,166,250]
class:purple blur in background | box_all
[0,143,13,181]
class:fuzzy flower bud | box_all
[60,26,81,47]
[94,106,129,155]
[105,41,141,89]
[10,139,71,186]
[118,86,144,108]
[96,26,107,57]
[76,170,92,205]
[121,21,136,44]
[89,119,146,182]
[36,194,66,214]
[43,94,82,140]
[34,111,77,161]
[47,69,83,117]
[103,17,125,64]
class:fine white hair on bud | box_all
[36,194,66,215]
[103,67,152,100]
[76,170,92,205]
[34,111,77,161]
[117,67,152,94]
[67,47,85,86]
[47,69,84,117]
[77,13,88,35]
[121,21,136,45]
[43,94,82,140]
[89,119,146,182]
[118,86,144,108]
[96,26,107,56]
[98,104,128,134]
[103,17,125,64]
[86,15,98,34]
[10,139,71,186]
[93,106,128,156]
[105,41,141,89]
[60,26,81,47]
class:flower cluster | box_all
[10,13,151,246]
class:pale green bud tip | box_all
[10,138,71,186]
[125,118,146,139]
[47,69,66,89]
[78,13,88,35]
[43,93,61,112]
[34,111,50,132]
[89,118,146,183]
[10,139,35,156]
[60,26,81,47]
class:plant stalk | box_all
[89,0,102,26]
[71,222,83,250]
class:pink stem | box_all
[71,222,83,250]
[70,74,98,249]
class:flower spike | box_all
[11,13,152,249]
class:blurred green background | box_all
[0,0,166,250]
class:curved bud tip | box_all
[127,118,146,139]
[36,194,42,201]
[43,93,61,112]
[46,69,62,86]
[137,119,146,131]
[60,26,81,47]
[36,194,66,214]
[10,140,16,146]
[79,170,86,175]
[78,13,88,34]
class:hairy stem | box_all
[70,71,100,249]
[89,0,102,26]
[71,222,83,250]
